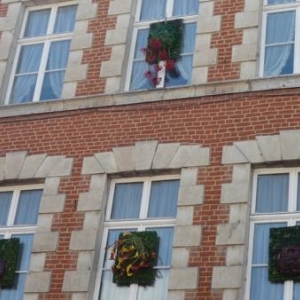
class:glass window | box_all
[97,176,180,300]
[7,4,77,104]
[247,169,300,300]
[261,1,300,77]
[0,186,42,300]
[128,0,199,91]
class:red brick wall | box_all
[2,88,300,299]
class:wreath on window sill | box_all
[142,19,183,87]
[269,226,300,282]
[0,238,20,288]
[110,231,159,286]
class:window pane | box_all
[252,223,286,265]
[268,0,295,4]
[54,5,77,33]
[266,11,295,44]
[250,267,283,300]
[16,44,43,73]
[99,270,131,300]
[46,40,71,70]
[140,0,166,21]
[296,173,300,211]
[40,71,65,100]
[10,75,37,104]
[24,9,50,37]
[15,190,42,225]
[148,180,179,218]
[147,227,173,266]
[137,269,169,300]
[111,182,143,219]
[134,29,149,60]
[0,192,12,226]
[256,174,289,213]
[12,234,34,271]
[0,273,27,300]
[173,0,199,16]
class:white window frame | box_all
[5,2,77,104]
[260,0,300,77]
[125,0,198,91]
[245,168,300,300]
[0,184,43,297]
[93,174,180,300]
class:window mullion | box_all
[7,190,19,226]
[288,170,297,212]
[33,40,50,102]
[166,0,174,18]
[140,179,150,218]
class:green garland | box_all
[0,238,20,288]
[111,231,159,286]
[269,226,300,282]
[145,19,183,64]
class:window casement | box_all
[94,175,180,300]
[0,185,43,300]
[245,168,300,300]
[5,3,77,104]
[260,0,300,77]
[126,0,199,91]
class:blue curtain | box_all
[24,9,50,38]
[173,0,199,16]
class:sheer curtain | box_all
[24,9,50,38]
[111,182,143,219]
[250,223,285,300]
[140,0,166,21]
[166,23,196,87]
[0,234,34,300]
[268,0,295,4]
[10,44,43,103]
[148,180,179,217]
[0,192,12,225]
[54,5,77,33]
[173,0,199,16]
[256,174,289,212]
[40,40,71,100]
[14,190,42,225]
[264,11,295,76]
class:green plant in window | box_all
[269,226,300,282]
[111,231,159,286]
[142,19,183,86]
[0,238,20,288]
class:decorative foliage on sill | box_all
[0,238,20,288]
[111,231,158,286]
[142,19,183,87]
[269,226,300,282]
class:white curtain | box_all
[54,5,77,33]
[0,234,34,300]
[264,11,295,76]
[0,192,12,225]
[148,180,179,218]
[173,0,199,16]
[111,182,143,219]
[268,0,295,4]
[256,174,288,213]
[10,44,43,103]
[24,9,50,38]
[14,190,42,225]
[140,0,166,21]
[250,223,285,300]
[40,40,71,100]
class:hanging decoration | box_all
[142,19,183,87]
[0,238,20,288]
[269,226,300,282]
[110,231,159,286]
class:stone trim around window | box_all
[212,129,300,300]
[65,141,210,300]
[0,151,73,300]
